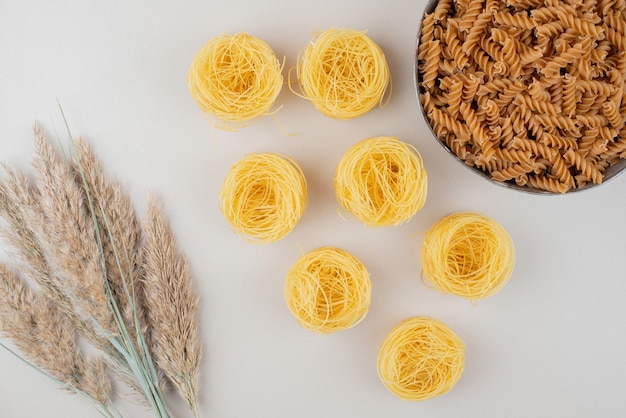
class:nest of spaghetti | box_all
[188,32,283,130]
[377,317,465,401]
[294,28,391,119]
[417,0,626,193]
[219,153,307,244]
[421,212,515,301]
[284,247,371,334]
[335,136,428,227]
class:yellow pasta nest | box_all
[335,136,428,227]
[284,246,371,334]
[377,316,465,401]
[421,212,515,301]
[294,28,391,119]
[219,153,307,244]
[187,32,283,129]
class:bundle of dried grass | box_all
[0,124,202,418]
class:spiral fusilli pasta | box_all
[418,0,626,193]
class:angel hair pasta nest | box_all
[417,0,626,193]
[219,153,307,244]
[335,136,428,227]
[421,212,515,301]
[284,246,371,334]
[294,28,391,119]
[377,316,465,401]
[187,32,283,129]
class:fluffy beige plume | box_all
[72,138,147,343]
[0,166,108,348]
[31,126,114,334]
[0,263,111,403]
[142,197,201,417]
[0,167,58,296]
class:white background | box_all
[1,1,625,417]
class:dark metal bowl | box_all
[415,0,626,194]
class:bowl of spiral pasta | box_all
[416,0,626,194]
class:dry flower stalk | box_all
[32,127,115,334]
[72,138,147,349]
[143,196,201,416]
[0,263,111,406]
[0,124,202,418]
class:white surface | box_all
[1,1,625,417]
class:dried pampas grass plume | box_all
[32,127,114,333]
[72,138,148,349]
[0,263,111,405]
[143,196,201,417]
